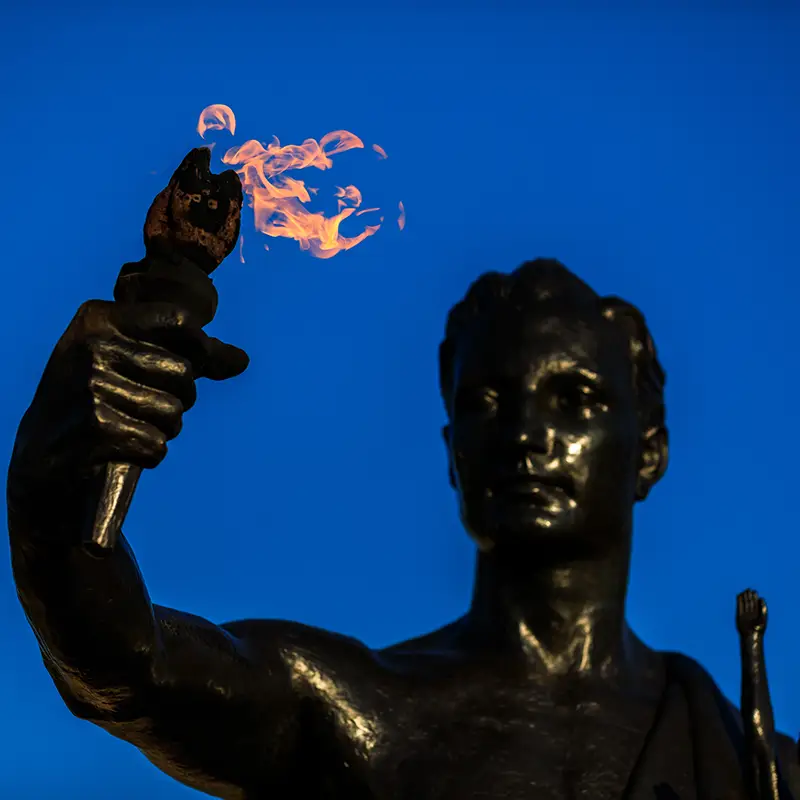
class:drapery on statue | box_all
[7,149,798,799]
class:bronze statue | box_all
[7,150,798,799]
[737,589,786,800]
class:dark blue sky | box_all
[2,2,799,797]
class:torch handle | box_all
[84,461,143,558]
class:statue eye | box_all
[552,380,605,419]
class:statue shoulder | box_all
[220,617,379,677]
[661,650,723,688]
[777,731,800,796]
[662,649,745,729]
[662,650,800,791]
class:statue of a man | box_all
[8,249,799,797]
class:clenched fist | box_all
[736,588,768,635]
[11,298,249,489]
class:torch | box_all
[83,147,243,557]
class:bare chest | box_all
[322,675,679,800]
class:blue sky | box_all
[1,1,799,797]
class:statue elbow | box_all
[46,657,149,725]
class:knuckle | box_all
[163,353,192,379]
[85,397,171,468]
[136,348,190,379]
[181,384,198,411]
[165,414,183,440]
[84,333,103,355]
[90,398,116,435]
[74,300,114,337]
[166,393,185,418]
[154,397,184,438]
[83,336,124,376]
[152,428,168,451]
[88,365,123,401]
[147,431,169,464]
[139,436,168,469]
[85,333,118,354]
[75,299,108,321]
[87,370,107,394]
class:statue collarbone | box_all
[270,614,667,796]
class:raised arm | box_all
[6,293,324,797]
[736,588,781,800]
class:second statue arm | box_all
[737,589,781,800]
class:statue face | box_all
[445,305,643,555]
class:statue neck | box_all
[465,540,637,678]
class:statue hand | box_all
[736,588,767,635]
[11,299,249,487]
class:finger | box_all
[93,338,198,411]
[199,337,250,381]
[90,369,184,440]
[91,401,168,470]
[111,302,210,374]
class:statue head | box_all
[439,259,668,558]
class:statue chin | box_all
[463,501,627,562]
[462,501,578,552]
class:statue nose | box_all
[511,429,549,455]
[506,405,549,453]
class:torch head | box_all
[144,147,243,275]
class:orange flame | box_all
[197,104,401,259]
[197,104,236,138]
[372,144,388,159]
[334,185,363,211]
[398,201,406,230]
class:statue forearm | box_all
[739,624,781,800]
[740,633,777,745]
[8,462,160,714]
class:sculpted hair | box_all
[438,259,666,434]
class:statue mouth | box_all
[488,475,573,506]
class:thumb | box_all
[200,336,250,381]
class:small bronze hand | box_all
[737,588,768,635]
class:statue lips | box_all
[489,472,574,510]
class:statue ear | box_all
[636,424,668,501]
[442,424,456,489]
[601,296,668,502]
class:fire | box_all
[197,104,404,259]
[197,104,236,138]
